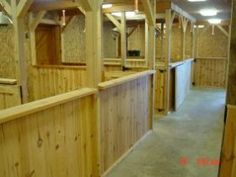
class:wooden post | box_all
[120,12,127,69]
[226,0,236,105]
[10,0,33,103]
[85,0,103,87]
[181,16,188,60]
[164,9,172,114]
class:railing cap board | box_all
[0,78,17,85]
[33,65,87,70]
[0,88,97,125]
[98,70,156,90]
[227,105,236,109]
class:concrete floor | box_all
[106,89,226,177]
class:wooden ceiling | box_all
[172,0,231,20]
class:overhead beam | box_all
[0,0,11,16]
[171,2,196,23]
[79,0,92,11]
[105,13,121,32]
[30,11,46,31]
[17,0,34,17]
[142,0,155,26]
[30,1,81,12]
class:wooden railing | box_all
[0,78,21,110]
[28,65,87,100]
[219,105,236,177]
[98,70,155,174]
[0,88,99,177]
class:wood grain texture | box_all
[194,58,226,88]
[0,89,99,177]
[28,66,87,100]
[219,105,236,177]
[99,73,154,174]
[0,85,21,110]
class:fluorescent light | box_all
[112,11,136,18]
[194,25,205,28]
[102,3,112,9]
[189,0,206,1]
[208,19,222,24]
[200,9,218,16]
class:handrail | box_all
[0,88,97,124]
[228,105,236,109]
[0,78,17,85]
[33,65,87,70]
[98,70,155,90]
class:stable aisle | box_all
[106,89,225,177]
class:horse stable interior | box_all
[0,0,235,176]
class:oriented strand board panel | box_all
[194,58,226,88]
[0,92,99,177]
[103,21,119,58]
[219,105,236,177]
[99,74,153,174]
[62,15,86,63]
[28,66,87,101]
[171,25,182,61]
[0,26,16,78]
[197,27,228,58]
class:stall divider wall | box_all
[0,70,155,177]
[28,65,87,101]
[0,88,99,177]
[99,70,155,175]
[0,79,21,110]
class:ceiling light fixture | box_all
[200,9,218,16]
[112,11,136,18]
[102,3,113,9]
[208,18,222,24]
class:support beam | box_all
[120,12,127,69]
[226,0,236,105]
[164,9,172,115]
[171,2,196,23]
[30,1,82,11]
[17,0,34,17]
[216,25,229,37]
[105,13,121,32]
[85,0,103,87]
[79,0,92,11]
[0,0,11,15]
[181,16,189,59]
[142,0,155,26]
[30,11,46,31]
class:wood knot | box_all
[37,138,43,148]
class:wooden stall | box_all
[0,78,21,110]
[0,88,99,177]
[28,65,87,100]
[99,70,155,174]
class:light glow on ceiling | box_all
[112,11,136,17]
[102,3,113,9]
[208,19,222,24]
[200,9,218,16]
[194,25,205,28]
[188,0,207,2]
